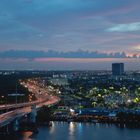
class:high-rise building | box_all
[112,63,124,75]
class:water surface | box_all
[20,122,140,140]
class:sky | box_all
[0,0,140,70]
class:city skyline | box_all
[0,0,140,70]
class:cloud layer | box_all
[0,0,140,53]
[0,0,140,69]
[0,50,139,59]
[106,22,140,32]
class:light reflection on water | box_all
[69,122,76,136]
[19,122,140,140]
[49,121,55,134]
[21,131,33,140]
[69,122,76,140]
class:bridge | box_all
[0,79,60,133]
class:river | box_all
[17,122,140,140]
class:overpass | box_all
[0,79,60,132]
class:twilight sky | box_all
[0,0,140,70]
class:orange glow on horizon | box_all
[34,57,139,63]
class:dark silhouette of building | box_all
[112,63,124,75]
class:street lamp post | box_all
[8,84,25,104]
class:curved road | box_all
[0,79,60,127]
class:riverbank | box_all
[51,112,140,128]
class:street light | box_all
[0,95,5,104]
[8,93,25,104]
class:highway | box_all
[0,79,60,127]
